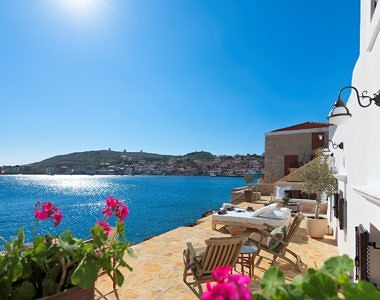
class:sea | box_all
[0,175,245,244]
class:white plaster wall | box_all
[330,0,380,285]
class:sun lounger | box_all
[211,203,291,230]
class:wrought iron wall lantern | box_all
[317,135,343,156]
[327,86,380,126]
[326,140,344,150]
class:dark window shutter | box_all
[333,193,339,218]
[338,197,345,230]
[355,225,370,281]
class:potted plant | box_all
[282,196,290,205]
[301,158,337,238]
[0,196,134,299]
[244,173,260,202]
[244,173,255,187]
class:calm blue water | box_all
[0,175,244,243]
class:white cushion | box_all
[222,203,235,209]
[275,186,291,199]
[212,209,290,227]
[251,203,278,217]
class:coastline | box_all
[0,173,245,178]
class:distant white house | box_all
[328,0,380,287]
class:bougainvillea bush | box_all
[201,265,252,300]
[202,255,380,300]
[0,196,134,299]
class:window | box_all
[355,225,370,281]
[333,191,345,230]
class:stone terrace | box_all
[95,202,338,299]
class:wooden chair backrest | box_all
[199,237,243,275]
[284,213,303,244]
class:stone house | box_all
[264,122,331,183]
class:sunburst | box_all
[56,0,112,23]
[59,0,98,13]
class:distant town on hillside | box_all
[0,150,264,177]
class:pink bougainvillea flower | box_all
[97,220,111,236]
[34,200,63,227]
[101,196,129,222]
[116,204,129,222]
[51,211,63,227]
[228,275,251,300]
[34,209,48,220]
[201,265,251,300]
[212,265,231,282]
[42,201,56,214]
[105,196,119,209]
[102,207,112,217]
[229,274,250,286]
[202,282,238,300]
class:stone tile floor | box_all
[95,202,338,299]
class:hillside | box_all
[1,150,264,176]
[183,151,215,160]
[29,150,175,169]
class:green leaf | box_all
[320,255,354,282]
[33,238,48,256]
[126,247,136,258]
[269,289,291,300]
[299,268,317,286]
[42,278,57,296]
[71,256,98,289]
[344,280,380,300]
[114,269,124,287]
[260,267,285,298]
[15,228,25,250]
[281,284,305,300]
[11,281,34,300]
[253,295,267,300]
[42,264,60,295]
[9,262,23,282]
[0,279,12,300]
[117,221,126,240]
[292,275,305,287]
[58,240,80,256]
[303,272,338,300]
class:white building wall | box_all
[330,0,380,286]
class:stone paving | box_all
[95,202,338,299]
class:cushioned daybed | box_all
[211,203,291,230]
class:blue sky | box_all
[0,0,359,165]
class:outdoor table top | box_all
[240,244,258,254]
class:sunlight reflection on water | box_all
[0,175,243,243]
[14,175,113,195]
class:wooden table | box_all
[236,244,258,278]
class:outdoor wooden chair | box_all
[247,212,306,271]
[183,236,243,296]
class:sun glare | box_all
[60,0,97,12]
[56,0,109,22]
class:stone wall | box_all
[297,199,327,214]
[232,183,274,197]
[264,132,312,183]
[231,190,261,205]
[254,183,275,196]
